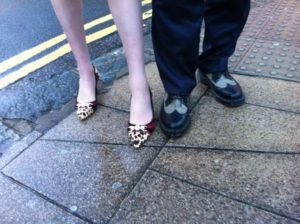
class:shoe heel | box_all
[76,65,99,121]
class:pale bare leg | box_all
[108,0,153,125]
[51,0,96,103]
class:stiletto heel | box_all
[76,66,99,121]
[128,90,156,149]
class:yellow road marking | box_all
[0,10,152,89]
[0,0,152,75]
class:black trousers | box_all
[152,0,251,95]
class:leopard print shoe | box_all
[128,89,156,149]
[128,120,156,149]
[76,101,98,120]
[76,66,99,121]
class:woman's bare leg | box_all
[51,0,96,103]
[108,0,152,124]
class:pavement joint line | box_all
[231,36,256,70]
[39,138,165,149]
[232,71,300,83]
[202,94,300,115]
[232,71,300,84]
[107,140,168,223]
[244,102,300,115]
[0,0,152,76]
[0,9,153,90]
[0,131,43,171]
[163,145,300,155]
[98,104,129,114]
[190,88,210,112]
[98,103,162,122]
[0,172,95,224]
[149,167,300,223]
[254,0,284,40]
[245,0,282,41]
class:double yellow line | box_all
[0,0,152,89]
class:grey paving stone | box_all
[0,131,41,169]
[41,106,166,147]
[110,170,295,224]
[205,74,300,115]
[252,0,280,4]
[199,33,254,73]
[0,175,86,224]
[35,98,77,134]
[167,96,300,152]
[241,2,278,39]
[257,1,300,43]
[98,62,207,117]
[200,36,255,72]
[227,37,255,71]
[2,140,159,223]
[235,39,300,82]
[152,147,300,221]
[234,75,300,113]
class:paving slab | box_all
[167,96,300,152]
[0,131,41,169]
[98,62,207,117]
[199,34,254,73]
[110,170,294,224]
[41,106,166,147]
[35,98,78,134]
[257,1,300,43]
[0,175,86,224]
[199,35,255,71]
[152,147,300,221]
[227,37,255,71]
[240,2,278,39]
[235,39,300,82]
[2,140,159,223]
[229,75,300,113]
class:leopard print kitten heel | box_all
[128,90,156,149]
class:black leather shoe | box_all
[159,94,191,138]
[198,71,245,107]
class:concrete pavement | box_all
[0,0,299,223]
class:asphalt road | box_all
[0,0,116,78]
[0,0,113,61]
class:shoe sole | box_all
[199,74,245,107]
[159,115,191,138]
